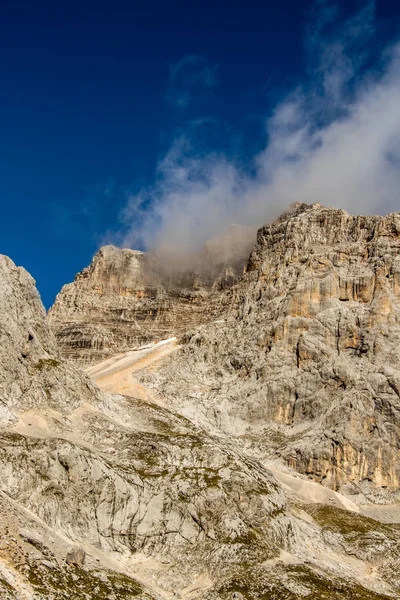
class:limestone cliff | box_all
[0,254,288,597]
[2,252,400,599]
[49,245,244,365]
[136,203,400,502]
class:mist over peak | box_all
[113,1,400,270]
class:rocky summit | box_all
[137,203,400,500]
[49,243,246,366]
[1,203,400,599]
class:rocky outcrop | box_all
[136,204,400,501]
[0,253,292,597]
[0,255,103,426]
[2,251,400,598]
[49,245,245,365]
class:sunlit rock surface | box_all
[136,204,400,501]
[49,245,245,365]
[3,203,400,598]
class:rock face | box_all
[0,254,293,598]
[0,255,101,426]
[49,245,245,365]
[4,203,400,598]
[2,250,400,598]
[136,203,400,502]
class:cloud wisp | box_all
[166,55,218,110]
[119,2,400,265]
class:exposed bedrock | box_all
[49,245,245,365]
[2,214,400,597]
[0,253,295,597]
[136,204,400,499]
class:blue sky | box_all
[1,1,400,307]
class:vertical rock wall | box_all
[137,204,400,498]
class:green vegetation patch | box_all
[26,563,149,599]
[303,504,400,539]
[217,563,395,600]
[0,577,19,599]
[34,358,61,371]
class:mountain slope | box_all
[48,244,245,365]
[7,253,400,598]
[134,203,400,504]
[6,202,400,597]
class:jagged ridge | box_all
[49,245,244,365]
[136,203,400,502]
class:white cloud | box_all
[166,55,218,109]
[119,2,400,263]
